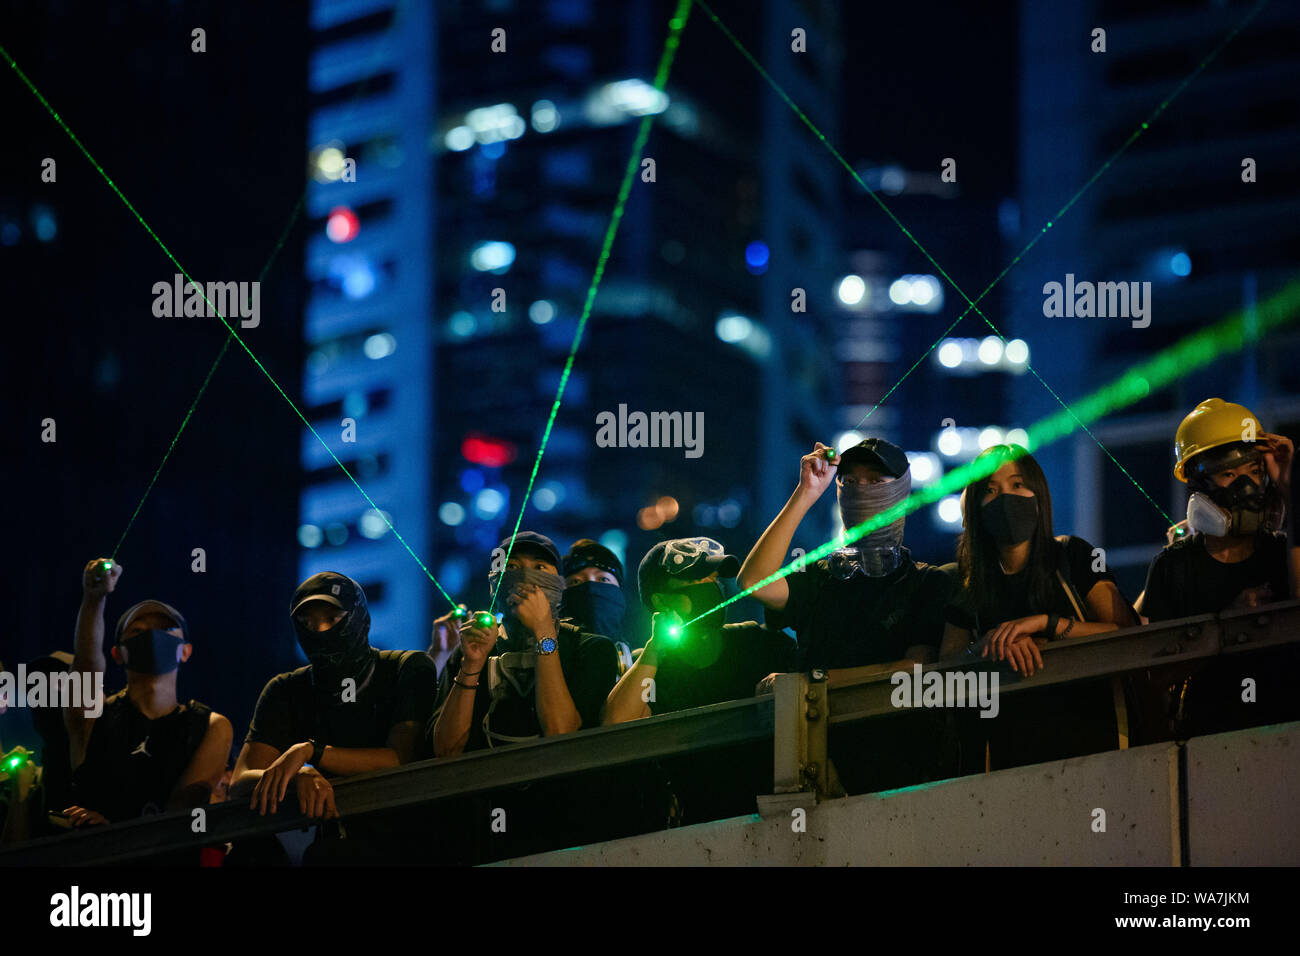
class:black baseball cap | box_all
[115,600,190,644]
[563,539,624,584]
[495,532,562,572]
[836,437,909,478]
[290,572,367,617]
[637,537,740,609]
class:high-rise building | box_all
[300,0,842,644]
[1011,0,1300,596]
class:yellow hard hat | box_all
[1173,397,1263,482]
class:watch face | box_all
[539,637,557,654]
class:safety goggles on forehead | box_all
[659,537,725,572]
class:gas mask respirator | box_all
[1185,449,1284,538]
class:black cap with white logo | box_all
[290,571,367,617]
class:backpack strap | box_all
[182,700,212,758]
[1053,535,1090,622]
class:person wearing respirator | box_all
[1141,398,1295,621]
[1135,399,1299,742]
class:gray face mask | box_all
[488,566,565,645]
[838,470,911,553]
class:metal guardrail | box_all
[4,599,1297,865]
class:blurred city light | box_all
[471,241,516,272]
[529,300,556,324]
[837,274,866,306]
[531,99,560,133]
[363,332,396,360]
[326,206,359,243]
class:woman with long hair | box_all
[943,445,1138,769]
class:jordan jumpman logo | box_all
[131,736,150,757]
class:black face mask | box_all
[294,604,374,697]
[119,629,184,675]
[981,493,1039,548]
[560,581,625,638]
[672,581,726,633]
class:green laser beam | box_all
[2,44,455,607]
[97,47,384,558]
[112,195,303,560]
[488,0,693,613]
[680,273,1300,629]
[695,0,1268,526]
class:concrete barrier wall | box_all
[1186,722,1300,865]
[501,740,1182,866]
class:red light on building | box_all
[326,206,360,243]
[461,433,517,468]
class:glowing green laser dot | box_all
[677,276,1300,631]
[488,0,692,613]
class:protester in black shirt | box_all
[1136,398,1296,740]
[63,558,232,828]
[942,446,1138,771]
[232,572,436,820]
[740,438,965,686]
[429,533,618,755]
[1141,398,1294,621]
[560,538,630,650]
[941,445,1138,669]
[603,537,797,722]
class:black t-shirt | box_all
[1141,532,1290,622]
[245,649,438,767]
[71,691,211,821]
[950,535,1117,633]
[769,548,956,669]
[649,622,797,716]
[430,623,618,752]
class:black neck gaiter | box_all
[295,606,375,701]
[560,581,626,639]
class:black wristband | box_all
[453,677,479,691]
[1044,614,1059,641]
[308,738,325,768]
[1059,618,1075,639]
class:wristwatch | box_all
[537,636,558,655]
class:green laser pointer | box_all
[679,274,1300,631]
[488,0,693,614]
